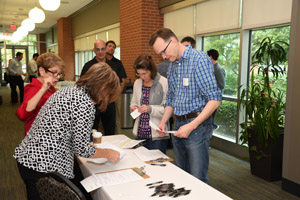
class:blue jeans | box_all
[137,136,168,154]
[172,117,213,184]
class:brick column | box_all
[38,33,46,54]
[57,17,75,81]
[120,0,163,82]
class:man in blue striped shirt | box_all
[149,28,222,184]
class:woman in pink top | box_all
[17,53,65,135]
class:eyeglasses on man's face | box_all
[46,69,63,78]
[95,48,106,52]
[159,40,172,57]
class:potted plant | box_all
[239,37,289,181]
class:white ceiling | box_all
[0,0,95,34]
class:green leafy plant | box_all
[239,37,289,158]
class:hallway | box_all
[0,85,299,200]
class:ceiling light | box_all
[29,7,45,23]
[11,31,24,43]
[17,26,28,37]
[21,18,35,32]
[39,0,61,11]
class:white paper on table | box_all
[134,149,169,162]
[130,109,141,119]
[116,138,145,149]
[149,120,177,134]
[87,142,128,164]
[80,169,144,193]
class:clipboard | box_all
[96,167,150,179]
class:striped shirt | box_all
[165,46,222,116]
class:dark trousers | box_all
[17,160,92,200]
[93,102,116,136]
[9,75,24,103]
[29,75,36,83]
[17,162,44,200]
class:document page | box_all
[130,109,141,119]
[149,121,176,134]
[109,138,145,149]
[87,142,128,164]
[134,149,169,162]
[80,169,144,192]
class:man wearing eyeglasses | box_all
[149,28,222,184]
[80,40,121,136]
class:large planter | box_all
[248,127,284,181]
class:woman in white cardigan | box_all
[130,55,169,153]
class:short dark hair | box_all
[133,55,157,79]
[149,28,178,46]
[33,53,39,58]
[106,40,116,47]
[207,49,219,60]
[181,36,196,48]
[16,52,23,57]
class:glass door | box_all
[0,45,28,85]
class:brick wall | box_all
[120,0,163,83]
[38,33,46,54]
[57,17,75,81]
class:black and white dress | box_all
[14,85,96,179]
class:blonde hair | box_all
[76,63,120,111]
[36,53,65,76]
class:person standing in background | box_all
[81,40,121,136]
[106,40,127,134]
[17,53,64,136]
[157,60,170,78]
[181,36,196,48]
[149,28,222,183]
[8,52,26,103]
[130,55,169,153]
[27,53,39,82]
[207,49,226,130]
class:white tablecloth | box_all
[77,134,232,200]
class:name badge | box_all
[183,78,189,86]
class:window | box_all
[250,26,290,98]
[202,33,240,141]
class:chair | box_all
[36,172,86,200]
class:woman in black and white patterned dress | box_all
[14,62,121,200]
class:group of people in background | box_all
[11,27,226,199]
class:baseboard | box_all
[282,178,300,197]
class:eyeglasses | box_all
[46,69,63,78]
[95,48,106,52]
[136,72,148,77]
[159,40,172,56]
